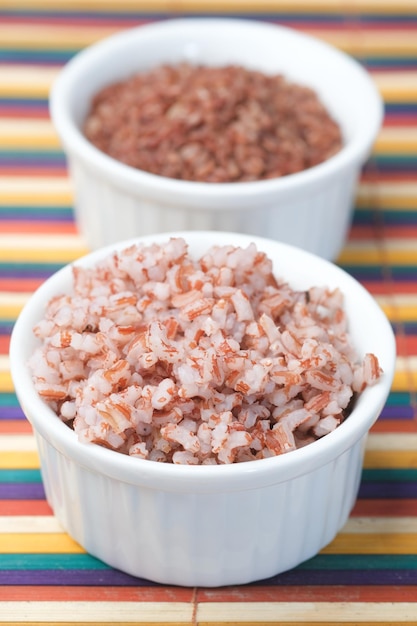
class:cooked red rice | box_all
[84,63,343,183]
[29,238,382,464]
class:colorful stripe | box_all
[1,3,417,624]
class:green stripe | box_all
[354,209,417,221]
[0,469,41,483]
[1,553,416,572]
[0,150,64,158]
[0,205,73,216]
[0,393,19,407]
[386,392,412,406]
[0,553,109,570]
[362,469,417,482]
[0,262,65,272]
[299,554,417,570]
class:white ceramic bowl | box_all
[10,232,395,587]
[50,18,383,259]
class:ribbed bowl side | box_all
[69,158,359,261]
[35,428,367,587]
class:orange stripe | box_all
[0,586,194,602]
[0,500,52,516]
[351,499,417,517]
[0,277,45,292]
[0,220,77,234]
[0,420,32,434]
[371,419,417,433]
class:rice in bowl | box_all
[29,237,382,465]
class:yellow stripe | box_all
[0,24,118,52]
[0,533,84,553]
[0,177,72,205]
[2,121,416,153]
[374,127,417,155]
[0,370,14,394]
[0,452,40,470]
[0,67,59,98]
[338,246,417,266]
[304,30,417,57]
[0,294,30,319]
[357,182,417,210]
[370,72,417,105]
[381,304,417,322]
[364,450,417,469]
[393,369,417,392]
[322,533,417,554]
[0,235,88,263]
[0,119,60,149]
[0,601,193,623]
[1,23,417,57]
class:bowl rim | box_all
[49,17,384,203]
[9,231,396,493]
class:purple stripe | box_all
[261,568,417,586]
[0,569,151,586]
[358,482,417,499]
[380,406,415,419]
[1,568,417,586]
[0,483,45,499]
[0,407,26,419]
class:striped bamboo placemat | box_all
[1,2,417,624]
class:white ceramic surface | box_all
[50,19,383,259]
[10,232,396,587]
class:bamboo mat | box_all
[1,1,417,624]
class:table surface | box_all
[1,1,417,624]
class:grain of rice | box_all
[84,64,342,183]
[29,238,382,464]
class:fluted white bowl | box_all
[50,18,383,259]
[10,231,395,587]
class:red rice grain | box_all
[29,238,382,464]
[84,64,343,183]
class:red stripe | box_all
[397,335,417,356]
[351,499,417,516]
[0,167,68,176]
[383,115,417,127]
[0,220,76,234]
[349,225,417,240]
[0,108,49,118]
[360,281,417,295]
[0,584,415,603]
[360,171,417,183]
[0,500,53,515]
[0,278,45,292]
[0,585,194,602]
[197,585,417,603]
[0,420,32,434]
[0,336,10,354]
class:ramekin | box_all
[49,18,383,260]
[9,232,395,587]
